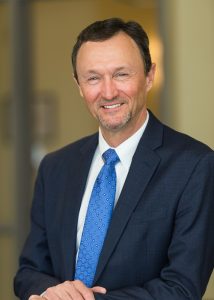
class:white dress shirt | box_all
[76,112,149,252]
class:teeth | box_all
[104,104,121,109]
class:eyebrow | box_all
[80,70,99,78]
[114,66,131,72]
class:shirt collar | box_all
[98,111,149,170]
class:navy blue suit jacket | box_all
[14,112,214,300]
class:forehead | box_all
[76,32,144,71]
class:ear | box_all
[146,63,156,92]
[73,74,84,98]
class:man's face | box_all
[75,32,155,137]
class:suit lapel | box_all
[61,134,98,280]
[94,112,163,283]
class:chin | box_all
[98,111,131,131]
[100,116,131,132]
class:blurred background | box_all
[0,0,213,299]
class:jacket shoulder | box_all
[39,132,98,172]
[148,111,213,158]
[163,123,213,156]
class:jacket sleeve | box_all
[14,157,61,300]
[95,152,214,300]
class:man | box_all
[14,18,214,300]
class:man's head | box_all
[72,18,155,146]
[72,18,152,82]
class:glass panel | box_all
[0,3,17,300]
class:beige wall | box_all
[161,0,214,150]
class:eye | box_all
[114,72,130,80]
[87,76,100,85]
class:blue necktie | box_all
[74,148,120,287]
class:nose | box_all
[101,77,119,100]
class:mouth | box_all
[102,103,123,109]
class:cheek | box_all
[81,86,100,105]
[81,90,100,116]
[118,78,145,98]
[120,85,141,103]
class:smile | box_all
[103,104,122,109]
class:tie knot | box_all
[102,148,120,165]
